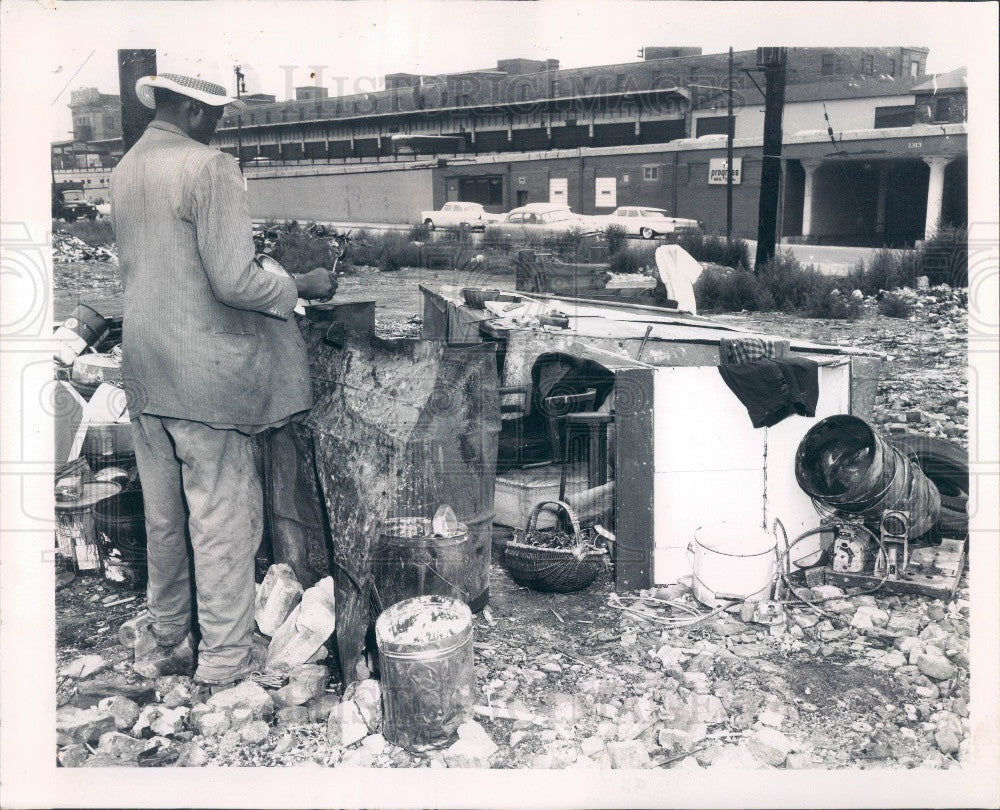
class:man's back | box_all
[111,121,311,427]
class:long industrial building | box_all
[55,47,968,246]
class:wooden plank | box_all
[613,367,655,590]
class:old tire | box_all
[640,227,655,240]
[889,433,968,538]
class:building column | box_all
[875,163,889,236]
[923,156,951,239]
[801,159,822,238]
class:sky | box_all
[35,0,984,140]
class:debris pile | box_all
[53,232,118,265]
[870,286,968,445]
[55,566,970,769]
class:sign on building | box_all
[549,177,568,204]
[708,158,742,185]
[595,176,617,208]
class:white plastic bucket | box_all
[688,524,777,608]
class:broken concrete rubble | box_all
[240,720,271,744]
[98,695,141,732]
[255,564,304,637]
[60,655,109,680]
[96,730,153,761]
[191,710,230,738]
[56,706,116,746]
[747,727,793,767]
[264,576,336,675]
[442,720,498,767]
[304,692,342,723]
[344,678,382,732]
[326,700,368,748]
[206,681,274,724]
[277,705,311,726]
[272,663,328,707]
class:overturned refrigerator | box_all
[262,303,499,686]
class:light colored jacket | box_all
[110,121,312,425]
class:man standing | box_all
[110,73,333,687]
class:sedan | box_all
[490,203,601,238]
[602,206,701,239]
[420,202,500,231]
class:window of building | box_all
[821,53,835,75]
[934,97,951,122]
[615,74,627,91]
[861,56,874,75]
[695,116,730,137]
[888,58,896,76]
[874,105,915,128]
[836,58,844,74]
[643,166,659,181]
[550,80,559,97]
[458,175,503,206]
[910,61,920,77]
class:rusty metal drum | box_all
[375,516,492,612]
[375,595,474,752]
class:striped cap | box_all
[135,72,247,114]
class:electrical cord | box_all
[773,520,891,620]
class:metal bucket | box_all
[375,595,474,752]
[388,399,498,612]
[55,481,121,572]
[375,516,491,612]
[54,304,108,365]
[795,415,941,538]
[688,524,777,608]
[93,489,147,589]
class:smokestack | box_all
[117,49,156,153]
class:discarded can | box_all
[54,481,121,572]
[376,595,474,752]
[54,304,108,366]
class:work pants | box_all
[131,414,261,683]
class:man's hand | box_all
[295,268,337,301]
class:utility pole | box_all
[235,65,246,171]
[117,49,156,154]
[726,47,734,242]
[753,47,787,271]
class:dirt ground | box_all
[54,259,970,769]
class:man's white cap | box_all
[135,72,247,114]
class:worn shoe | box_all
[133,633,196,680]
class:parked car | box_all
[600,206,700,239]
[491,203,601,238]
[420,202,500,231]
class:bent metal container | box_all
[795,415,940,538]
[375,595,474,752]
[54,304,108,366]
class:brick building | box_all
[212,47,931,164]
[69,88,122,143]
[54,47,966,245]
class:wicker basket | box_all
[503,500,610,593]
